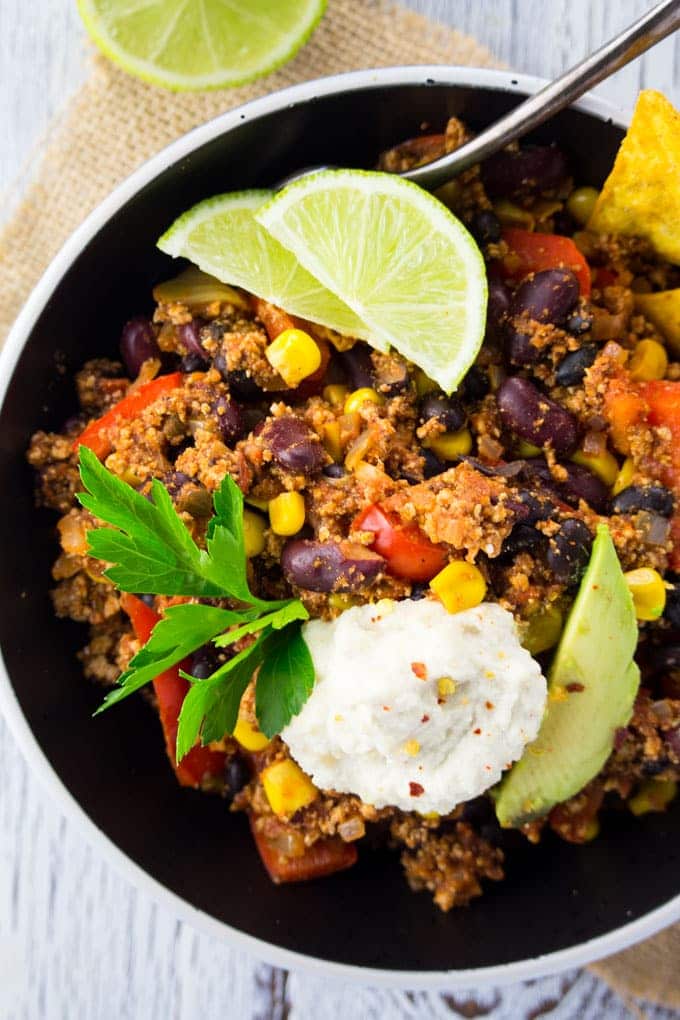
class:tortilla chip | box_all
[588,90,680,264]
[634,289,680,355]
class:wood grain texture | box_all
[1,2,679,1018]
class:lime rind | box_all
[158,190,371,339]
[256,169,488,394]
[77,0,327,92]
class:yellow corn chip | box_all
[588,90,680,264]
[634,289,680,355]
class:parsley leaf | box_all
[78,447,316,758]
[256,624,315,738]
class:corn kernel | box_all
[629,339,668,382]
[261,759,318,816]
[571,447,620,488]
[430,561,486,614]
[437,676,456,698]
[414,368,439,397]
[268,491,305,536]
[343,387,383,414]
[243,509,266,558]
[233,715,270,752]
[516,439,542,458]
[522,605,563,655]
[265,328,321,387]
[612,456,635,496]
[322,421,343,462]
[425,428,473,461]
[629,779,677,816]
[624,567,667,621]
[404,740,421,757]
[328,592,359,612]
[323,384,349,408]
[566,186,600,226]
[493,198,535,230]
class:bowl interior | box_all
[1,76,678,974]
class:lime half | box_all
[158,190,370,339]
[257,170,488,394]
[77,0,327,91]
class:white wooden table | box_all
[1,2,679,1017]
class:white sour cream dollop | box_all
[281,598,547,814]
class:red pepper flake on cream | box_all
[411,662,427,680]
[409,782,425,797]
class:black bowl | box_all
[1,67,678,986]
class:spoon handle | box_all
[405,0,680,190]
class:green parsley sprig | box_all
[77,446,314,759]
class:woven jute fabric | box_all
[0,0,677,1007]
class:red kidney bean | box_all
[486,279,511,342]
[281,539,385,592]
[120,316,160,377]
[339,343,374,390]
[178,319,208,361]
[555,343,599,387]
[545,518,592,585]
[265,416,326,475]
[470,210,502,245]
[212,395,245,443]
[611,485,675,518]
[481,145,568,198]
[510,269,579,324]
[419,393,466,431]
[497,377,579,454]
[505,324,538,365]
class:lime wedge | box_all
[257,170,488,394]
[158,190,370,340]
[77,0,327,91]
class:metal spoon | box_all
[280,0,680,192]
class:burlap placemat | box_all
[0,0,678,1009]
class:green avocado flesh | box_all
[495,524,640,828]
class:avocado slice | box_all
[495,524,640,828]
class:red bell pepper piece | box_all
[76,372,183,460]
[501,228,591,297]
[352,504,447,583]
[250,818,357,884]
[641,380,680,570]
[120,593,226,788]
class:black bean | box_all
[212,395,245,444]
[419,393,466,431]
[555,343,599,387]
[409,583,428,601]
[470,210,502,245]
[505,323,538,365]
[611,485,675,518]
[664,581,680,629]
[225,757,250,799]
[510,269,579,325]
[214,356,263,402]
[481,145,568,198]
[551,210,576,236]
[191,646,222,679]
[545,518,592,585]
[181,353,207,373]
[281,539,385,592]
[323,463,346,479]
[505,489,555,525]
[460,366,489,401]
[178,319,208,361]
[338,343,374,390]
[497,377,580,455]
[137,593,156,608]
[376,360,411,397]
[641,758,671,777]
[500,523,546,558]
[160,470,192,497]
[422,448,447,478]
[564,304,594,336]
[120,316,160,377]
[648,644,680,673]
[265,416,326,475]
[521,459,609,514]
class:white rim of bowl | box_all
[1,65,677,989]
